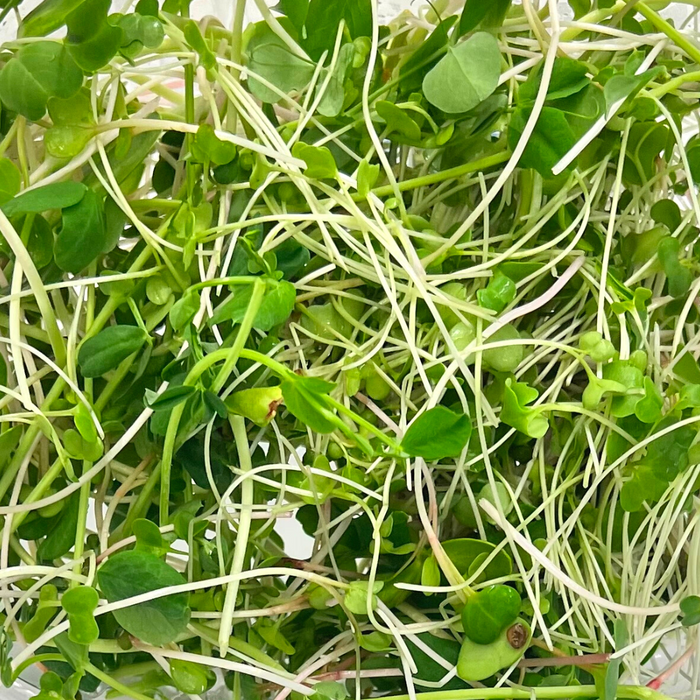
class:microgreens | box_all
[0,0,698,699]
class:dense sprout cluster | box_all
[1,0,700,699]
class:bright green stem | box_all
[637,2,700,65]
[366,151,511,198]
[379,686,674,700]
[159,278,265,525]
[650,69,700,98]
[213,278,266,392]
[218,415,254,655]
[85,662,154,700]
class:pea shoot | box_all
[0,1,698,700]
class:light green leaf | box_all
[422,32,501,114]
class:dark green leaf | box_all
[281,376,337,434]
[603,621,627,700]
[0,159,20,205]
[658,237,692,298]
[1,181,86,217]
[65,0,123,72]
[274,0,309,33]
[442,538,512,580]
[97,550,191,646]
[78,325,149,378]
[680,596,700,627]
[37,493,80,561]
[146,385,197,412]
[0,42,83,121]
[212,280,295,331]
[303,0,371,61]
[460,0,512,34]
[509,106,577,177]
[170,291,200,332]
[519,56,589,103]
[401,406,472,460]
[462,585,521,645]
[422,33,501,114]
[651,199,682,231]
[55,189,107,273]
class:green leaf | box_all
[603,620,627,700]
[460,0,512,34]
[501,379,548,438]
[357,158,380,198]
[45,125,94,159]
[55,189,107,273]
[376,101,421,141]
[191,124,236,165]
[680,595,700,627]
[623,121,669,187]
[401,406,472,460]
[65,0,123,72]
[399,16,457,95]
[170,659,215,695]
[97,550,191,646]
[421,556,441,591]
[317,43,355,118]
[442,538,512,581]
[18,0,86,37]
[203,390,228,420]
[133,518,168,556]
[634,376,663,423]
[579,330,615,363]
[23,585,59,643]
[0,159,20,205]
[303,0,371,61]
[462,585,521,645]
[314,681,349,700]
[37,493,80,561]
[274,0,309,33]
[0,42,83,121]
[603,67,662,115]
[509,106,577,177]
[170,291,200,331]
[281,376,338,434]
[183,20,216,71]
[422,32,501,114]
[117,12,164,59]
[246,22,315,104]
[146,385,197,412]
[78,325,149,378]
[255,618,296,654]
[54,631,88,673]
[63,428,103,462]
[292,142,338,179]
[519,56,589,103]
[211,280,295,331]
[344,580,383,615]
[61,586,99,646]
[477,271,515,313]
[483,324,523,373]
[2,181,86,217]
[658,237,692,298]
[651,199,682,232]
[602,361,644,418]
